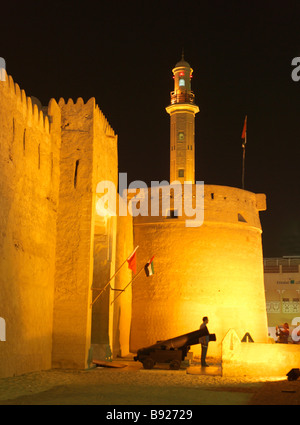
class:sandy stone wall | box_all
[52,98,119,369]
[0,74,61,378]
[90,105,119,361]
[113,205,134,357]
[0,73,133,377]
[170,111,195,183]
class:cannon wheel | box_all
[142,357,155,369]
[169,360,181,370]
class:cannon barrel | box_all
[135,328,209,357]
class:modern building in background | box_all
[264,257,300,343]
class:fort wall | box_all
[113,200,134,358]
[0,73,61,378]
[90,103,119,361]
[130,185,268,360]
[0,74,127,377]
[52,97,120,369]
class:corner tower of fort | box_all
[0,72,133,378]
[130,56,268,360]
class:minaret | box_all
[166,54,199,184]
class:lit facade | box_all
[0,72,133,378]
[264,257,300,342]
[130,57,269,360]
[166,55,199,184]
[0,56,274,378]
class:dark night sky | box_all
[1,0,300,257]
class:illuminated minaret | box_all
[166,54,199,184]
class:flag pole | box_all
[110,265,145,305]
[241,115,247,190]
[242,143,246,190]
[90,246,139,307]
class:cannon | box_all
[134,328,216,370]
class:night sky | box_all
[1,1,300,257]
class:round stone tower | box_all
[130,56,269,360]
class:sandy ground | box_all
[0,358,299,406]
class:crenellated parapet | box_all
[0,71,121,377]
[1,71,50,132]
[94,104,116,138]
[56,96,116,139]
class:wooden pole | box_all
[242,144,246,190]
[241,116,247,190]
[110,265,145,305]
[90,246,139,307]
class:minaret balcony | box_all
[170,91,195,105]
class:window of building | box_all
[23,129,26,152]
[179,78,185,87]
[178,169,184,178]
[74,159,79,188]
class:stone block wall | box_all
[131,185,268,359]
[52,97,119,369]
[0,73,61,378]
[0,74,127,377]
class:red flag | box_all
[241,115,247,140]
[127,248,137,274]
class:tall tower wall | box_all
[130,185,268,360]
[166,57,199,184]
[52,97,120,369]
[0,73,61,378]
[170,111,196,183]
[51,97,96,369]
[0,73,132,378]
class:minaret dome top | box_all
[175,56,191,68]
[174,51,191,69]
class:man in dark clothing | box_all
[199,316,209,367]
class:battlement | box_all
[131,184,266,231]
[94,105,116,138]
[0,72,120,377]
[57,96,116,138]
[1,71,50,133]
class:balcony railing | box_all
[170,91,195,105]
[264,257,300,273]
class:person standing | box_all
[276,322,289,343]
[199,316,210,367]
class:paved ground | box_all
[0,359,299,406]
